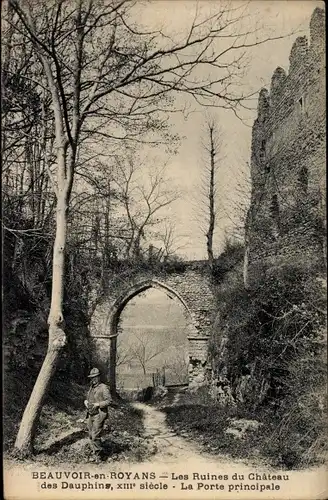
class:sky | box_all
[119,288,188,327]
[134,0,324,260]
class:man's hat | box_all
[88,367,100,378]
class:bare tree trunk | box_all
[104,181,111,266]
[14,157,68,455]
[133,231,142,261]
[206,126,215,270]
[13,347,63,454]
[1,1,14,155]
[109,335,117,397]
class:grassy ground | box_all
[30,402,154,465]
[4,372,156,464]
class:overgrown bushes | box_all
[209,258,327,468]
[212,239,244,282]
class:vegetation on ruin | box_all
[162,242,327,469]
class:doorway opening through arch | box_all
[108,281,195,394]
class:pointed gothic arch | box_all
[106,280,196,393]
[89,263,215,393]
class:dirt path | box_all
[133,402,213,464]
[132,402,251,468]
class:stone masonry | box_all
[89,261,216,392]
[245,8,326,275]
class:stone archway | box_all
[89,262,216,394]
[107,280,195,393]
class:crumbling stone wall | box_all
[89,262,216,391]
[246,8,326,277]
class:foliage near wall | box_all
[209,255,327,467]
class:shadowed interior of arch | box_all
[110,282,194,392]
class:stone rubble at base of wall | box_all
[188,359,207,387]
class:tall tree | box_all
[5,0,287,454]
[196,118,224,269]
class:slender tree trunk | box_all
[104,184,111,266]
[14,154,68,456]
[13,348,63,455]
[133,232,142,260]
[1,1,14,155]
[109,335,117,397]
[206,127,215,269]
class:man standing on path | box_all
[84,367,114,461]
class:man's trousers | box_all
[87,412,107,454]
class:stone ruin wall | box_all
[246,7,326,274]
